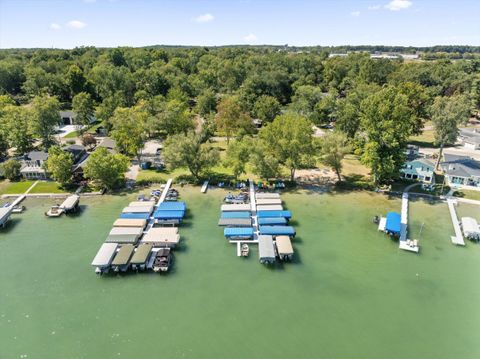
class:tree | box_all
[430,95,471,168]
[163,131,219,180]
[84,147,130,190]
[195,89,217,117]
[2,105,34,154]
[225,138,252,179]
[318,132,351,182]
[81,133,97,149]
[252,95,281,123]
[289,85,325,124]
[154,99,194,136]
[30,95,61,150]
[0,159,21,180]
[360,87,415,184]
[249,142,280,180]
[72,92,94,132]
[258,113,315,181]
[110,106,147,162]
[45,146,74,185]
[215,96,253,144]
[65,64,86,96]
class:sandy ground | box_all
[294,168,339,185]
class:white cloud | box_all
[351,11,361,17]
[195,13,214,23]
[67,20,87,29]
[49,23,61,30]
[368,5,381,10]
[243,33,257,42]
[385,0,412,11]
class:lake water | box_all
[1,188,479,359]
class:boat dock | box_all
[447,198,466,246]
[399,193,419,253]
[220,179,296,262]
[91,178,186,275]
[201,181,209,193]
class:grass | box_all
[136,168,190,184]
[453,189,480,201]
[63,131,79,139]
[409,129,436,148]
[29,181,68,194]
[0,180,36,195]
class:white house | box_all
[400,158,435,184]
[20,151,49,179]
[59,110,96,126]
[459,128,480,150]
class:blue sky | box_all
[0,0,479,48]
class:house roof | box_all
[98,137,116,150]
[24,151,48,162]
[441,154,480,178]
[59,110,76,118]
[406,158,435,168]
[459,128,480,145]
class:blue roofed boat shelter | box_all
[385,212,401,235]
[157,202,186,211]
[259,225,295,237]
[153,210,185,220]
[119,213,151,220]
[258,217,287,225]
[257,210,292,219]
[221,211,251,219]
[224,227,254,239]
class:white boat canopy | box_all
[128,201,155,207]
[256,198,282,205]
[275,235,294,255]
[256,205,283,212]
[61,194,80,210]
[461,217,480,239]
[91,243,118,266]
[221,204,251,212]
[258,235,276,260]
[256,193,280,199]
[140,227,180,247]
[122,205,154,214]
[109,226,144,237]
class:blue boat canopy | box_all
[157,201,186,211]
[259,225,295,236]
[257,210,292,219]
[224,227,254,238]
[153,210,185,220]
[258,217,287,225]
[221,211,251,219]
[385,212,401,234]
[119,213,150,220]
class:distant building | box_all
[440,154,480,188]
[405,144,420,160]
[63,144,88,164]
[20,151,49,179]
[459,128,480,150]
[59,110,96,126]
[401,158,435,184]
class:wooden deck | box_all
[447,198,466,246]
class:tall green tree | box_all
[318,132,351,182]
[252,95,281,123]
[1,159,21,180]
[360,87,415,184]
[224,138,252,179]
[84,147,130,190]
[215,96,253,144]
[430,94,471,168]
[163,131,219,180]
[30,95,61,150]
[72,92,94,132]
[110,106,148,162]
[195,89,217,117]
[258,113,315,181]
[65,64,86,97]
[3,105,34,154]
[45,146,74,186]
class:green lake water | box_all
[1,188,479,359]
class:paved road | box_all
[420,145,480,161]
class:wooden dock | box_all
[398,192,419,253]
[447,198,465,246]
[201,181,209,193]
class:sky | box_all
[0,0,479,49]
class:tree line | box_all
[0,46,478,186]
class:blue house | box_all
[400,158,435,184]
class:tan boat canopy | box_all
[113,218,147,228]
[111,244,134,265]
[140,227,180,246]
[275,235,294,255]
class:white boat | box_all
[12,205,25,214]
[241,244,249,257]
[46,205,64,217]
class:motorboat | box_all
[153,248,172,272]
[45,205,63,217]
[12,205,25,213]
[241,244,249,257]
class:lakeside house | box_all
[20,150,49,179]
[400,158,435,184]
[440,154,480,188]
[458,128,480,150]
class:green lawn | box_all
[409,129,436,148]
[0,180,36,195]
[453,189,480,201]
[136,168,190,184]
[29,181,68,194]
